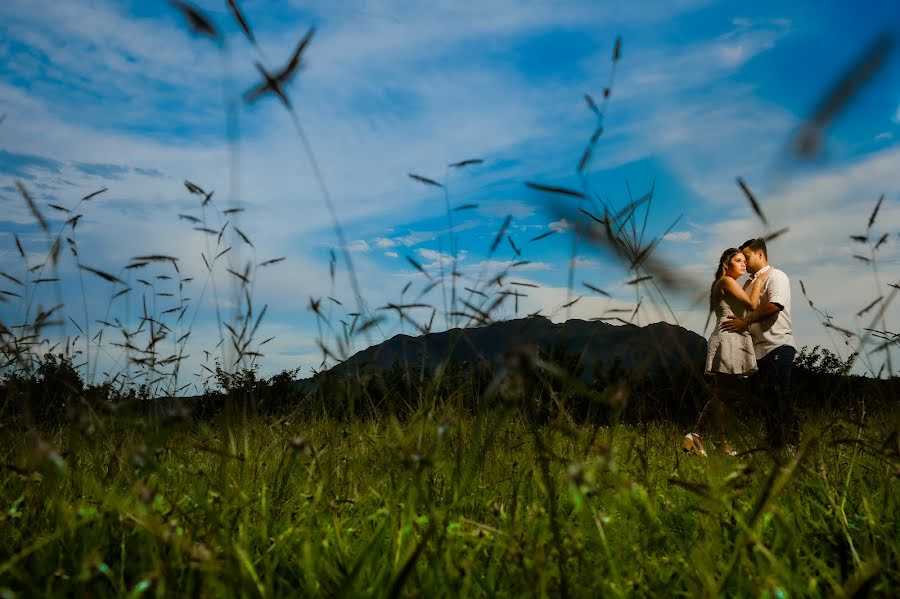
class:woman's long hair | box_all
[710,248,741,312]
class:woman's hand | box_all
[754,270,770,285]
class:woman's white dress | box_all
[706,293,757,376]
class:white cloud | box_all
[574,257,602,268]
[609,19,789,101]
[572,18,797,206]
[460,259,552,274]
[663,231,694,242]
[473,276,681,326]
[416,248,449,263]
[384,250,398,258]
[716,17,789,66]
[478,199,536,219]
[414,247,469,271]
[346,239,371,252]
[549,218,573,233]
[373,220,480,250]
[393,231,437,247]
[513,223,545,231]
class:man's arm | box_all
[722,270,789,333]
[721,301,782,333]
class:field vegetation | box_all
[1,360,897,597]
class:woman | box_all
[683,248,768,457]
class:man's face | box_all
[742,248,764,274]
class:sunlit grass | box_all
[1,406,896,597]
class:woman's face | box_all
[726,252,746,278]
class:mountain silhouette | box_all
[310,315,706,382]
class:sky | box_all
[1,0,899,392]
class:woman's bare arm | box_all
[720,274,766,310]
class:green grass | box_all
[1,406,896,597]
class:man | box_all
[720,238,797,449]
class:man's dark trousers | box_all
[756,345,797,448]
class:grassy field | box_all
[1,403,896,597]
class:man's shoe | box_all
[683,432,707,457]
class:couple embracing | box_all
[683,238,796,457]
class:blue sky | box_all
[1,0,899,389]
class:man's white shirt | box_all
[742,264,795,359]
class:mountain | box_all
[310,316,707,382]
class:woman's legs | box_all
[692,374,737,454]
[693,397,715,436]
[684,382,716,456]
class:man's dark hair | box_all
[740,238,767,258]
